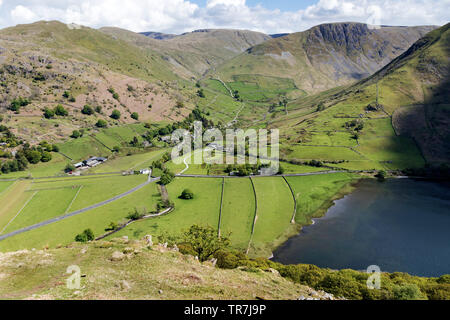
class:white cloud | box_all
[0,0,448,34]
[10,5,38,24]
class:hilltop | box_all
[101,27,271,77]
[214,23,436,97]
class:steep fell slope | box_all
[215,23,436,95]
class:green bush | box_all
[127,208,144,220]
[96,119,108,128]
[71,130,81,139]
[43,108,55,119]
[131,112,139,120]
[180,189,194,200]
[75,229,95,242]
[110,109,121,120]
[82,105,95,115]
[54,104,68,116]
[393,284,427,300]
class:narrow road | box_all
[176,170,342,179]
[0,175,159,242]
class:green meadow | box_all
[220,178,255,249]
[249,177,295,256]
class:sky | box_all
[0,0,448,34]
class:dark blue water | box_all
[272,179,450,277]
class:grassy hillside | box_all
[264,23,449,168]
[0,21,195,145]
[101,27,271,77]
[0,239,319,300]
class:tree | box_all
[65,163,76,173]
[106,222,118,231]
[131,112,139,120]
[75,229,95,242]
[40,151,52,163]
[54,104,68,116]
[182,225,230,262]
[375,170,386,181]
[43,108,55,119]
[82,105,94,115]
[95,105,102,113]
[25,150,42,164]
[180,189,194,200]
[160,171,175,185]
[110,109,121,120]
[71,130,81,139]
[127,208,144,220]
[96,119,107,128]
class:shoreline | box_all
[253,176,363,259]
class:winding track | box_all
[0,175,159,242]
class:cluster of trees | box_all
[0,125,22,148]
[81,104,99,115]
[43,104,69,119]
[224,163,261,176]
[344,119,364,131]
[143,108,213,143]
[8,97,30,112]
[1,141,58,174]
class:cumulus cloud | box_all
[0,0,448,34]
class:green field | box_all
[285,145,365,161]
[285,173,358,225]
[108,177,223,240]
[0,175,148,238]
[0,181,13,195]
[1,187,79,234]
[0,181,161,252]
[89,149,167,173]
[0,172,360,256]
[249,177,295,256]
[220,178,255,249]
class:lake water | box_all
[272,178,450,277]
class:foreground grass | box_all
[0,240,311,300]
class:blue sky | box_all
[0,0,448,33]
